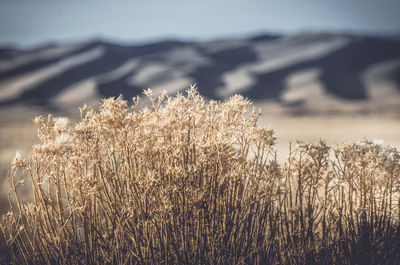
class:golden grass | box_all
[1,86,400,264]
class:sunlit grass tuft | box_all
[1,86,400,264]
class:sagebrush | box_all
[1,86,400,264]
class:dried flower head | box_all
[11,150,26,169]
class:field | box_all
[266,116,400,162]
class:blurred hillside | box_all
[1,32,400,120]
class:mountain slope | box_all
[1,32,400,115]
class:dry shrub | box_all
[1,86,400,264]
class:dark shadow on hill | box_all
[96,70,144,100]
[0,42,101,81]
[243,37,400,101]
[0,41,189,108]
[188,46,259,99]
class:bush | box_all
[1,86,400,264]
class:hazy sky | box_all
[0,0,399,47]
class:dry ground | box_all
[262,116,400,162]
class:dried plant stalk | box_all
[1,86,399,264]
